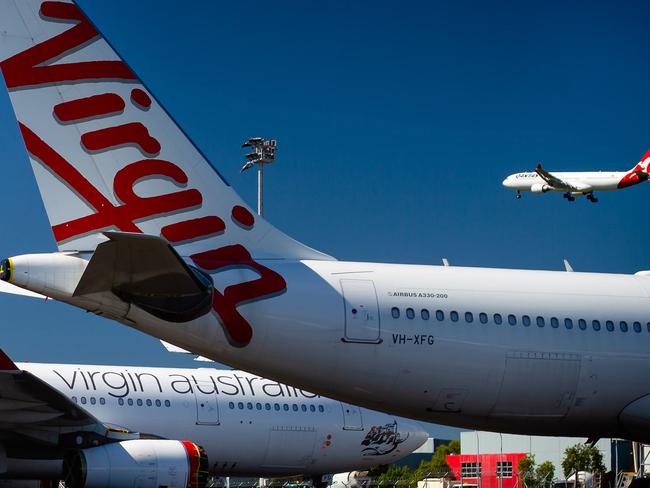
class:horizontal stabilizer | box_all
[160,340,214,362]
[0,280,46,299]
[75,232,214,323]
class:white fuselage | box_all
[502,171,626,193]
[18,362,427,476]
[86,259,650,442]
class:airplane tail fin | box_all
[629,149,650,174]
[0,0,331,261]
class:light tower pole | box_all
[240,137,277,216]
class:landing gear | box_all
[563,192,575,202]
[516,190,521,200]
[586,193,598,203]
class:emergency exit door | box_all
[194,381,220,425]
[341,402,364,431]
[340,279,381,343]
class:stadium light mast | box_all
[240,137,277,216]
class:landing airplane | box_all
[1,0,650,447]
[0,350,426,487]
[502,151,650,202]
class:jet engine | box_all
[63,440,208,488]
[530,183,551,193]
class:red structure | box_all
[446,453,526,488]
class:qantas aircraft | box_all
[502,151,650,202]
[0,350,426,486]
[1,0,650,446]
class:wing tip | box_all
[0,349,18,371]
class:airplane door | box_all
[341,402,364,431]
[194,381,220,425]
[340,279,381,343]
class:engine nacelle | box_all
[64,440,208,488]
[0,253,88,299]
[530,183,551,194]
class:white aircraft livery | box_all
[0,350,426,486]
[502,150,650,202]
[1,0,650,446]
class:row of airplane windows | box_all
[228,401,326,413]
[390,307,650,333]
[71,396,172,407]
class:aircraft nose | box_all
[502,176,513,188]
[401,419,429,452]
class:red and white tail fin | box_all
[637,149,650,174]
[0,0,331,260]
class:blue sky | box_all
[0,1,649,440]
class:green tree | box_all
[376,465,413,487]
[536,461,555,488]
[562,444,606,488]
[519,454,538,488]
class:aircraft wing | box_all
[0,349,138,450]
[534,164,578,191]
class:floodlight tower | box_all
[240,137,277,216]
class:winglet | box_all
[0,349,18,371]
[535,163,543,172]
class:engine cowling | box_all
[530,183,551,193]
[64,440,208,488]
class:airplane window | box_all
[238,402,244,409]
[137,399,143,406]
[72,396,78,404]
[283,404,289,411]
[406,308,415,320]
[536,316,545,328]
[265,403,271,411]
[165,400,171,407]
[522,315,531,327]
[578,319,587,331]
[310,405,316,412]
[292,404,299,412]
[256,402,262,410]
[118,398,124,406]
[421,309,430,320]
[246,402,253,410]
[633,322,642,333]
[100,398,106,405]
[229,402,235,409]
[155,399,161,407]
[80,397,87,404]
[318,405,325,413]
[493,313,502,325]
[564,318,573,329]
[450,311,459,322]
[274,403,280,411]
[301,404,307,412]
[146,399,152,407]
[127,399,134,406]
[592,320,601,331]
[479,313,488,324]
[620,321,628,333]
[550,317,559,328]
[436,310,444,321]
[508,314,516,326]
[465,312,473,323]
[606,320,614,332]
[391,307,400,319]
[90,397,96,405]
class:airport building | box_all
[456,431,633,483]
